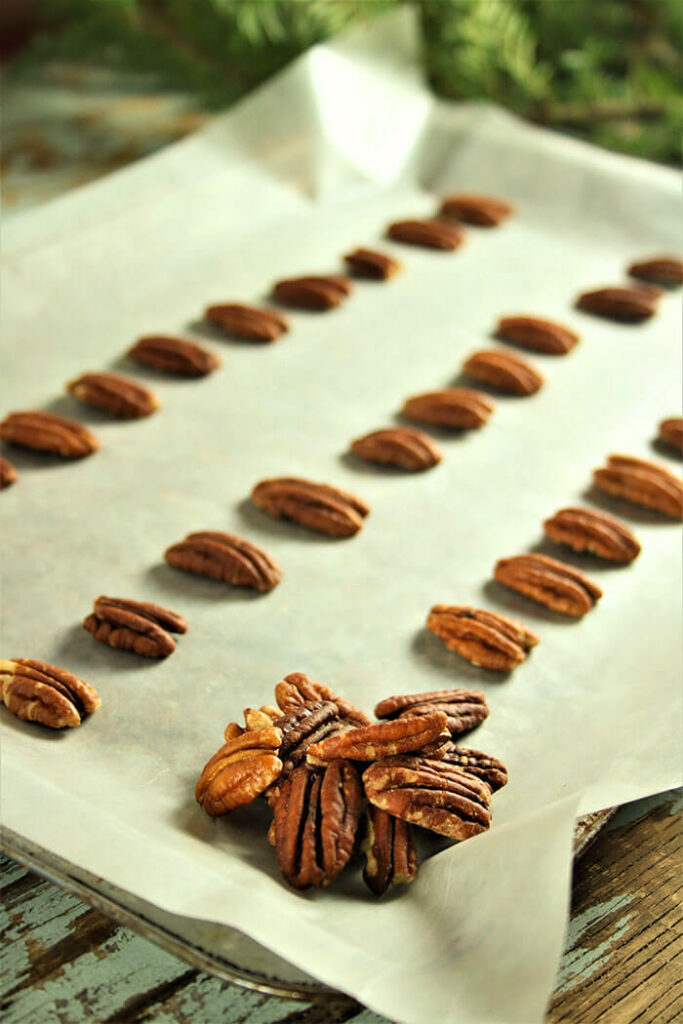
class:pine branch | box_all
[536,98,675,128]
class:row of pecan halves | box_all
[148,452,683,618]
[195,671,505,896]
[0,596,192,729]
[0,332,224,486]
[422,468,683,673]
[14,457,678,731]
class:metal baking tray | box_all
[1,809,614,1004]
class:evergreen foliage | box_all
[9,0,683,164]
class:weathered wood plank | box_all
[547,791,682,1024]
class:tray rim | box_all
[0,809,615,1004]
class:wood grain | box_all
[1,791,681,1024]
[547,790,682,1024]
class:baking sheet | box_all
[1,8,681,1024]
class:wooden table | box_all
[2,789,680,1024]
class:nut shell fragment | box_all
[426,605,539,670]
[387,219,464,250]
[350,428,441,471]
[593,454,683,520]
[438,194,514,227]
[362,805,417,896]
[0,411,99,457]
[496,316,579,355]
[402,389,494,430]
[543,508,641,563]
[462,350,543,396]
[363,756,492,840]
[205,304,289,341]
[128,335,220,376]
[0,658,101,729]
[251,477,370,537]
[165,531,282,591]
[494,553,602,616]
[67,372,160,419]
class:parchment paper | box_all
[2,9,681,1023]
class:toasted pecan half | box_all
[251,477,370,537]
[494,553,602,616]
[543,508,640,562]
[0,411,99,457]
[426,605,539,670]
[165,531,282,591]
[438,193,514,227]
[0,658,101,729]
[387,219,464,250]
[593,454,683,519]
[402,388,494,430]
[350,427,441,471]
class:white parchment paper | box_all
[2,10,682,1023]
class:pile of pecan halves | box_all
[195,672,507,896]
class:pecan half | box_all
[543,507,641,563]
[128,335,220,376]
[438,194,514,227]
[0,411,99,457]
[426,605,539,670]
[401,388,494,430]
[273,701,345,776]
[462,350,543,396]
[628,256,683,288]
[496,316,579,355]
[83,596,187,658]
[659,417,683,453]
[0,457,18,490]
[344,248,401,280]
[494,553,602,616]
[374,689,489,738]
[165,531,282,591]
[273,760,363,889]
[362,805,417,896]
[350,428,442,471]
[274,672,371,728]
[251,477,370,537]
[387,219,464,250]
[576,286,659,322]
[306,712,448,764]
[593,454,683,520]
[0,658,101,729]
[438,742,508,792]
[271,276,352,311]
[363,756,491,840]
[195,726,283,816]
[205,304,289,341]
[67,372,160,418]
